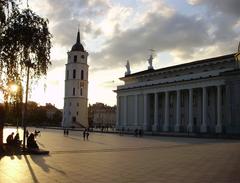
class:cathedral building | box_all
[116,51,240,134]
[62,30,89,128]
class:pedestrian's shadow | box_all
[30,155,66,175]
[24,155,39,183]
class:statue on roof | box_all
[236,41,240,69]
[148,54,153,70]
[238,41,240,52]
[125,60,131,76]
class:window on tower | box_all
[74,55,77,63]
[73,69,76,79]
[73,88,75,96]
[81,70,84,80]
[66,70,69,79]
[80,87,83,96]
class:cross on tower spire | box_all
[76,28,80,43]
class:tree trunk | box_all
[0,104,5,152]
[0,123,3,146]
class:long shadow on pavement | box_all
[30,155,66,175]
[24,155,39,183]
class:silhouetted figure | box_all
[86,129,89,140]
[34,130,41,137]
[139,129,143,137]
[27,133,39,149]
[64,128,68,136]
[134,129,138,137]
[6,132,14,145]
[13,133,22,146]
[26,130,29,138]
[66,129,69,135]
[83,129,86,140]
[121,127,125,136]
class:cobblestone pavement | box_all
[1,128,240,183]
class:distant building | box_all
[45,103,61,120]
[62,30,89,128]
[116,52,240,134]
[89,103,116,128]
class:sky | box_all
[21,0,240,109]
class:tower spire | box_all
[71,27,84,52]
[76,28,80,43]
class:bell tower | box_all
[62,29,89,128]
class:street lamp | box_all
[9,83,19,129]
[22,60,34,150]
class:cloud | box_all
[187,0,240,17]
[30,0,240,72]
[27,0,240,108]
[90,12,211,69]
[89,0,240,71]
[31,0,110,48]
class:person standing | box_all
[86,129,89,140]
[83,129,86,140]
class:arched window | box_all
[73,88,75,96]
[74,55,77,63]
[81,70,84,80]
[80,88,83,96]
[73,69,76,79]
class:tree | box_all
[0,0,52,149]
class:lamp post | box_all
[22,60,34,150]
[9,83,19,129]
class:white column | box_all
[216,85,222,133]
[143,94,148,130]
[188,89,193,132]
[124,96,127,127]
[163,91,169,131]
[201,87,207,133]
[153,93,159,131]
[116,96,120,128]
[134,94,138,127]
[175,90,181,132]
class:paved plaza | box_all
[1,128,240,183]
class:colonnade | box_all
[117,85,224,133]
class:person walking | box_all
[86,129,89,140]
[83,129,86,140]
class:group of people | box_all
[118,128,143,137]
[134,129,143,137]
[6,132,22,146]
[6,130,39,149]
[27,132,39,149]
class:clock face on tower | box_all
[80,81,84,87]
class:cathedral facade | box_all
[62,30,89,128]
[116,52,240,134]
